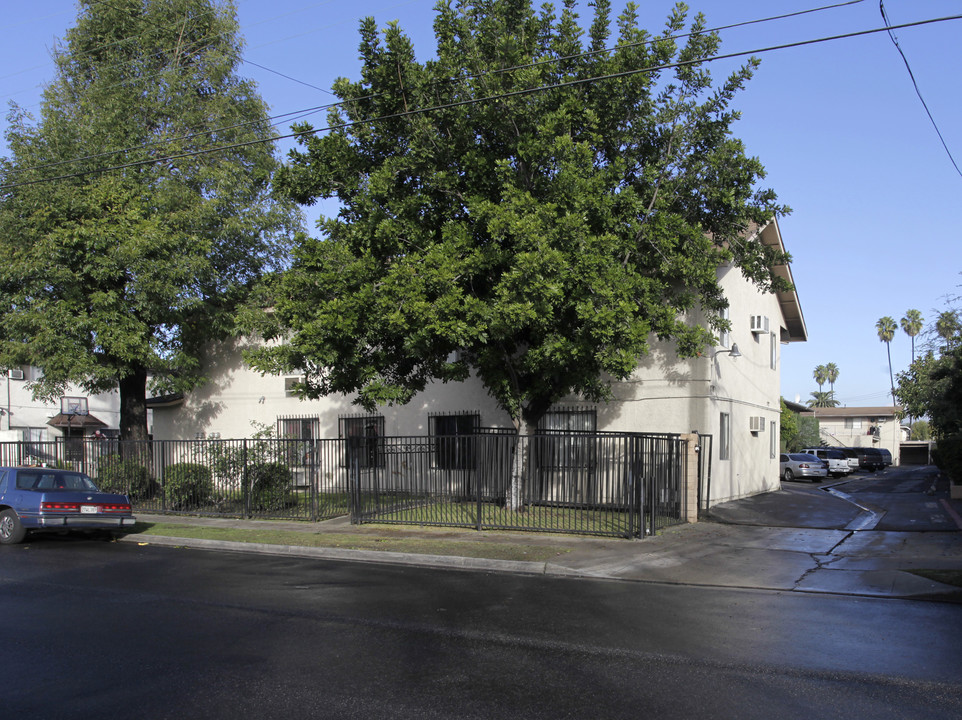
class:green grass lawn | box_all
[128,521,574,562]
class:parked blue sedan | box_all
[0,466,136,544]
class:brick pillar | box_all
[681,433,700,523]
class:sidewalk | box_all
[121,467,962,602]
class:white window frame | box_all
[719,412,731,461]
[719,307,730,349]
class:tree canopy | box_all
[896,304,962,478]
[0,0,301,442]
[249,0,790,433]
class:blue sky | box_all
[3,0,960,409]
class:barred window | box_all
[340,415,385,469]
[277,416,318,440]
[430,413,479,470]
[276,417,319,467]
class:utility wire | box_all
[879,1,962,179]
[0,0,871,179]
[0,0,335,103]
[4,11,960,191]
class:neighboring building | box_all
[0,366,120,446]
[800,406,903,465]
[150,219,807,507]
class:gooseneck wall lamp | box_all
[714,343,741,359]
[710,343,740,396]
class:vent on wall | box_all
[750,315,770,334]
[749,416,766,433]
[8,368,24,380]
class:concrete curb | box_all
[118,532,552,576]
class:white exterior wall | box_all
[151,262,792,506]
[815,414,901,465]
[0,366,120,440]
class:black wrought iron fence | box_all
[344,431,688,538]
[0,430,689,538]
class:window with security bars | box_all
[339,415,385,469]
[277,417,318,441]
[276,417,319,467]
[536,408,597,470]
[430,413,479,470]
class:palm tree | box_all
[813,364,827,393]
[824,362,839,395]
[936,310,960,347]
[808,391,840,408]
[900,309,924,363]
[876,316,897,404]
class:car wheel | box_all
[783,468,794,482]
[0,509,27,545]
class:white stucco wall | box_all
[150,260,794,505]
[1,367,121,439]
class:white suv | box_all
[800,448,853,478]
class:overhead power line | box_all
[3,11,960,192]
[2,0,868,179]
[879,1,962,179]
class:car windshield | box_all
[16,471,99,492]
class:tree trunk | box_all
[886,344,895,406]
[119,369,149,445]
[508,419,533,512]
[507,400,551,512]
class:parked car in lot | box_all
[800,448,853,478]
[779,453,829,482]
[877,448,893,467]
[836,448,863,472]
[0,466,136,545]
[843,447,885,472]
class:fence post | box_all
[476,435,484,532]
[348,437,361,524]
[242,439,250,518]
[627,435,643,539]
[310,439,318,523]
[680,434,699,524]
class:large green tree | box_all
[249,0,789,500]
[0,0,300,442]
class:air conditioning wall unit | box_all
[750,315,770,334]
[7,368,24,380]
[749,416,766,433]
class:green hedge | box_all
[98,456,155,499]
[248,462,294,511]
[933,433,962,483]
[164,463,213,511]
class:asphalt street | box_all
[2,539,961,719]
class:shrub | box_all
[98,455,155,499]
[164,463,213,511]
[933,433,962,483]
[248,462,294,511]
